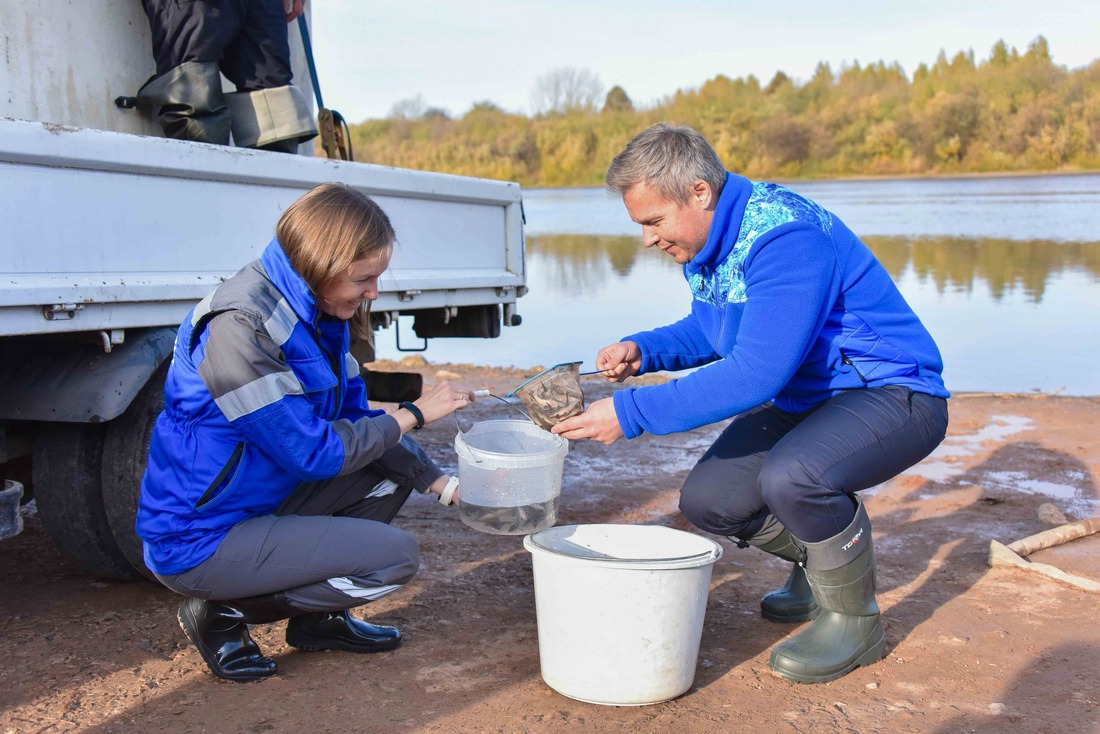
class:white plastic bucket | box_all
[454,420,567,535]
[524,524,723,706]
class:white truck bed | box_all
[0,118,525,337]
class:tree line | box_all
[344,37,1100,186]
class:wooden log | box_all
[989,536,1100,593]
[1008,517,1100,557]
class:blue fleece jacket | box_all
[613,173,949,438]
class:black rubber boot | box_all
[135,61,231,144]
[742,515,819,623]
[761,564,818,623]
[177,597,278,683]
[769,499,886,684]
[229,591,300,625]
[285,610,402,653]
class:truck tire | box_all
[101,363,168,581]
[32,423,145,581]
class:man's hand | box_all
[286,0,305,22]
[596,341,642,383]
[551,398,624,445]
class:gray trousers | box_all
[678,386,948,543]
[156,465,420,613]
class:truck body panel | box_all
[0,2,526,574]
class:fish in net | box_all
[509,362,586,431]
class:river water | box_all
[375,173,1100,396]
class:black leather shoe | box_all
[285,610,402,653]
[178,597,278,682]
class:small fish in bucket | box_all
[507,362,588,431]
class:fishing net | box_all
[510,362,586,431]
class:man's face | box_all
[622,180,715,265]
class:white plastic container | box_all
[524,524,723,706]
[454,420,567,535]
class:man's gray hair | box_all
[606,123,726,204]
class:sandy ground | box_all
[2,361,1099,734]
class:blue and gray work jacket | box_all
[136,239,441,576]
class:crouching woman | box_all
[136,183,471,682]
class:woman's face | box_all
[317,247,392,320]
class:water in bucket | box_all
[454,420,567,535]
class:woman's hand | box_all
[551,397,624,445]
[413,381,474,425]
[596,341,642,383]
[428,474,461,506]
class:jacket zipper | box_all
[195,442,245,508]
[313,315,344,420]
[841,353,868,383]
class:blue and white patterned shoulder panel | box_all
[690,182,833,306]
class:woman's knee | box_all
[384,529,420,585]
[340,522,420,586]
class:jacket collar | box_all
[259,238,322,326]
[685,172,753,276]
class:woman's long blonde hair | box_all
[276,183,395,343]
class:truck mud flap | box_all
[0,327,176,423]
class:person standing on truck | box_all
[136,0,318,152]
[551,124,950,684]
[136,182,472,682]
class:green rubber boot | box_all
[743,515,819,623]
[768,500,886,684]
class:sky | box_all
[310,0,1100,124]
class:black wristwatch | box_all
[399,401,424,430]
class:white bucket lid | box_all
[524,524,723,570]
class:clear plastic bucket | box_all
[454,420,568,535]
[524,524,723,705]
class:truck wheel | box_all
[101,363,168,581]
[32,423,145,581]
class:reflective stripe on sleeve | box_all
[213,370,305,421]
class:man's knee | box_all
[757,456,815,514]
[678,470,717,530]
[678,473,757,537]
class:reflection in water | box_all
[527,234,670,292]
[376,231,1100,395]
[530,233,1100,305]
[869,236,1100,302]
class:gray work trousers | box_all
[678,385,948,543]
[156,464,421,613]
